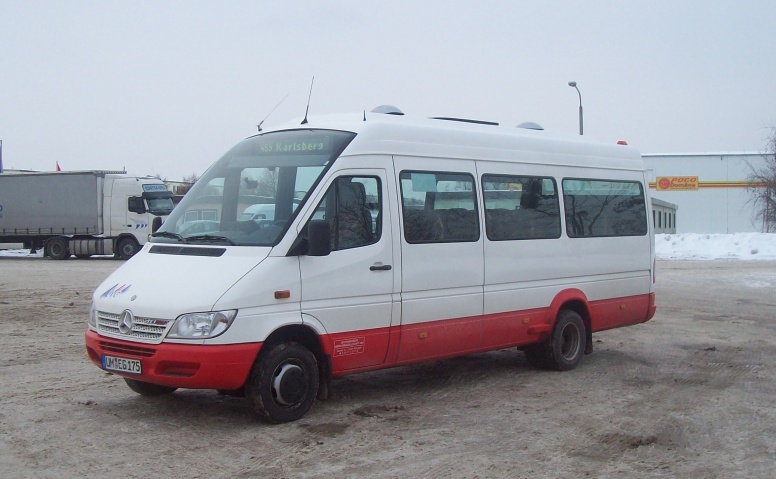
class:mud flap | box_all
[585,327,593,354]
[317,354,332,400]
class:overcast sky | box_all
[2,1,775,180]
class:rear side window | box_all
[482,175,561,240]
[400,171,479,243]
[563,179,647,237]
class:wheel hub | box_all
[561,324,581,360]
[272,363,307,406]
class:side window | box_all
[400,171,479,243]
[563,179,647,237]
[127,197,146,214]
[482,175,561,240]
[311,176,381,251]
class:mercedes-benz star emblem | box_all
[118,310,134,334]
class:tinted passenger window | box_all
[563,179,647,237]
[400,171,479,243]
[482,175,561,240]
[312,176,381,251]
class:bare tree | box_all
[747,129,776,232]
[256,169,278,197]
[177,173,199,196]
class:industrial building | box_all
[643,153,769,234]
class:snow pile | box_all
[656,233,776,261]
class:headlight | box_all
[88,302,97,329]
[167,310,237,339]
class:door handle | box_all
[370,264,392,271]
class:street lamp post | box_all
[568,81,583,135]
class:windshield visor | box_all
[155,130,356,246]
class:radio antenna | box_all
[257,93,289,132]
[301,76,314,125]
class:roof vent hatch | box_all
[371,105,404,115]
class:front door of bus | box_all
[299,171,397,372]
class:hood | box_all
[93,244,271,319]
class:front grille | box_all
[96,310,173,344]
[99,340,157,358]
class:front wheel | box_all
[245,342,319,424]
[124,378,178,396]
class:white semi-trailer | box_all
[0,170,174,259]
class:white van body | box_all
[86,110,656,423]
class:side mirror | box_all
[151,216,162,233]
[307,220,331,256]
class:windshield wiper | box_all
[151,231,185,242]
[185,235,237,246]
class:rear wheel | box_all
[523,344,551,369]
[124,378,178,396]
[524,310,586,371]
[245,342,319,424]
[46,237,70,260]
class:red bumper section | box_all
[85,330,262,390]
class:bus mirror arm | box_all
[307,220,331,257]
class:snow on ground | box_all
[2,233,776,260]
[655,233,776,261]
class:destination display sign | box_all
[259,137,332,155]
[142,184,169,193]
[656,176,699,191]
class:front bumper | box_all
[85,329,262,390]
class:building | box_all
[651,197,678,234]
[643,153,768,234]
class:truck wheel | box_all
[124,378,177,396]
[116,237,139,259]
[245,342,319,424]
[46,237,70,260]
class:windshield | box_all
[146,196,174,216]
[154,129,356,246]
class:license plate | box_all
[101,355,142,375]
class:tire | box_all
[124,378,178,396]
[116,237,140,260]
[245,342,319,424]
[46,237,70,260]
[545,310,586,371]
[523,310,586,371]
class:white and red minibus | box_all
[86,107,656,423]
